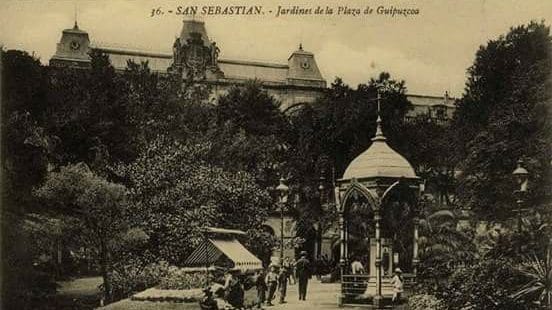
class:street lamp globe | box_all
[512,159,529,192]
[276,177,289,203]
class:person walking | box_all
[278,265,288,304]
[265,265,278,306]
[283,257,295,285]
[390,268,404,305]
[295,251,311,301]
[255,269,267,309]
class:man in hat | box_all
[390,268,404,304]
[254,269,267,308]
[295,251,311,300]
[265,265,279,306]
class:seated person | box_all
[199,286,219,310]
[224,270,244,309]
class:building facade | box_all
[50,20,328,112]
[50,19,455,116]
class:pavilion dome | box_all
[342,114,416,180]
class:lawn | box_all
[45,276,103,309]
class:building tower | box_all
[50,21,91,68]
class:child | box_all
[265,265,278,306]
[255,269,267,309]
[283,257,295,285]
[390,268,404,305]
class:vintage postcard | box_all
[1,1,551,309]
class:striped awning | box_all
[184,238,262,271]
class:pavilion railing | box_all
[340,273,416,298]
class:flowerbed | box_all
[131,287,202,303]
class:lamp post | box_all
[276,177,289,264]
[412,182,426,277]
[512,159,529,239]
[512,159,529,254]
[318,176,346,275]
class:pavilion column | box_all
[413,217,420,276]
[339,211,346,274]
[373,209,383,308]
[344,222,349,260]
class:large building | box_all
[50,19,455,117]
[49,19,455,261]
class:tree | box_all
[289,74,411,181]
[399,116,458,207]
[210,81,289,188]
[115,135,274,265]
[46,52,120,167]
[454,21,552,220]
[287,73,412,252]
[121,59,214,144]
[34,163,128,302]
[1,50,52,214]
[1,50,58,309]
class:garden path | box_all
[101,280,409,309]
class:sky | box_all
[1,0,551,97]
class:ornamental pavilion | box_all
[335,98,422,308]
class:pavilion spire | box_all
[373,91,386,141]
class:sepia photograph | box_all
[1,1,551,309]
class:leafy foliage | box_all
[110,260,169,300]
[34,163,128,301]
[1,50,58,309]
[399,118,457,206]
[209,81,289,189]
[511,246,552,308]
[417,207,476,286]
[158,268,212,290]
[454,21,552,220]
[115,135,273,264]
[439,259,529,310]
[408,293,446,310]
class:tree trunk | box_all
[100,242,112,303]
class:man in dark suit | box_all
[295,251,311,300]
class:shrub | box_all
[110,260,169,300]
[408,294,446,310]
[437,258,531,310]
[158,267,212,290]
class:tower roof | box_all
[342,97,417,180]
[179,19,210,46]
[62,21,88,35]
